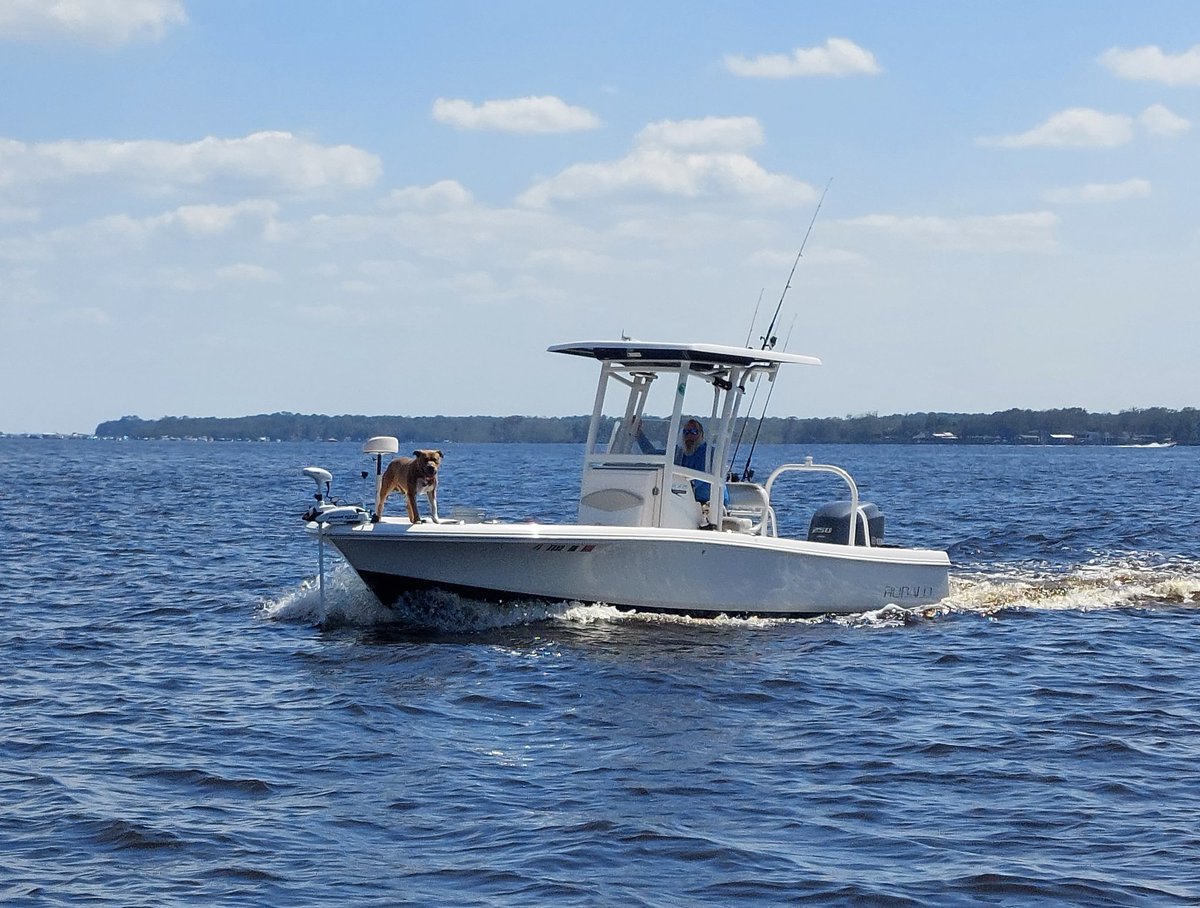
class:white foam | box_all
[944,557,1200,614]
[260,562,397,628]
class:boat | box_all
[300,340,950,618]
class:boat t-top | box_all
[301,339,950,617]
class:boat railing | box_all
[764,458,865,546]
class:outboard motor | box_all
[807,501,884,547]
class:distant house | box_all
[1048,433,1077,445]
[913,431,958,443]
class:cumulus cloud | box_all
[0,204,39,223]
[979,105,1189,149]
[55,305,111,325]
[0,131,380,193]
[167,200,279,234]
[1099,43,1200,86]
[724,38,881,78]
[91,200,278,243]
[518,117,813,208]
[0,0,187,46]
[1139,103,1190,136]
[978,108,1134,148]
[1043,178,1151,204]
[635,116,763,152]
[216,263,282,284]
[381,180,474,210]
[843,211,1059,253]
[749,246,865,269]
[524,247,614,272]
[519,147,815,208]
[432,96,601,133]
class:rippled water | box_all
[2,439,1198,905]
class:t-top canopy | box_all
[548,340,821,368]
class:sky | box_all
[1,1,1198,434]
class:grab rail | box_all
[764,457,863,546]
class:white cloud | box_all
[169,200,279,235]
[297,303,366,325]
[0,0,186,46]
[979,108,1134,148]
[0,235,52,263]
[1139,103,1190,136]
[724,38,881,78]
[520,147,815,208]
[432,96,601,133]
[843,212,1059,253]
[1099,43,1200,86]
[518,119,815,209]
[55,305,111,326]
[381,180,474,210]
[525,247,614,272]
[635,117,763,152]
[0,205,39,223]
[0,131,380,193]
[749,246,865,269]
[216,263,282,284]
[81,200,278,245]
[1043,178,1151,204]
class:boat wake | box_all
[261,563,624,633]
[945,557,1200,614]
[261,558,1199,634]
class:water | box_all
[2,439,1198,906]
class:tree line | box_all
[94,407,1196,444]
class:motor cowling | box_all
[807,501,884,546]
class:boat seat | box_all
[723,482,775,535]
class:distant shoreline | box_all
[59,409,1198,446]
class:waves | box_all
[9,440,1200,906]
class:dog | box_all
[374,449,443,523]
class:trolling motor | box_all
[300,464,370,611]
[301,467,334,522]
[300,466,369,525]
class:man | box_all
[675,419,712,504]
[636,417,713,504]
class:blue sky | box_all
[2,1,1197,434]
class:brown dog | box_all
[374,449,443,523]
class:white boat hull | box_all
[314,519,950,617]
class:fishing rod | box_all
[739,314,798,480]
[729,288,767,463]
[733,178,831,481]
[758,177,831,352]
[743,287,765,348]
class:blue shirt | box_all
[676,442,712,503]
[635,428,715,504]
